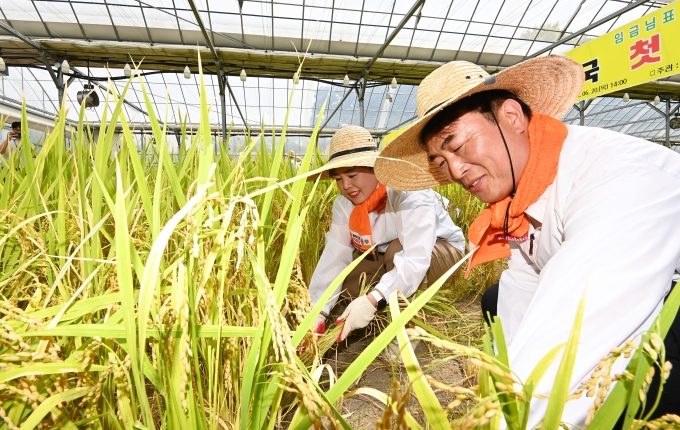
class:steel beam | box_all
[86,122,392,136]
[357,0,426,122]
[0,21,66,101]
[384,114,417,134]
[319,87,354,132]
[67,0,90,41]
[187,0,247,132]
[525,0,653,60]
[575,98,593,126]
[557,0,586,42]
[102,0,122,42]
[134,0,253,49]
[69,66,148,117]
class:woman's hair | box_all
[419,90,532,147]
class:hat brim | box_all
[307,152,380,181]
[374,55,585,191]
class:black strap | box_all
[424,98,452,116]
[485,96,516,235]
[328,145,377,161]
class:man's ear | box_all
[500,99,528,135]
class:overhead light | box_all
[671,114,680,130]
[240,68,247,82]
[124,63,132,78]
[386,93,393,102]
[60,59,70,75]
[183,65,191,79]
[623,92,630,103]
[343,74,349,87]
[654,95,661,106]
[0,57,5,73]
[77,83,100,108]
[390,76,397,90]
[293,71,299,85]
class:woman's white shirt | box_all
[309,187,465,315]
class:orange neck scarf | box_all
[349,183,388,253]
[466,113,568,277]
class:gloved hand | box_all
[313,314,327,337]
[336,295,377,342]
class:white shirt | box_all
[498,125,680,428]
[309,187,465,315]
[2,136,20,157]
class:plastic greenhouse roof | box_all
[0,0,679,150]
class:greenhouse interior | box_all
[1,0,680,429]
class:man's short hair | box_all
[420,90,532,147]
[11,121,21,129]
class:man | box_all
[374,56,680,427]
[0,121,21,156]
[308,125,465,342]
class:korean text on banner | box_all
[566,3,679,101]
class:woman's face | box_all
[330,167,379,205]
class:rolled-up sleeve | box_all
[374,192,438,300]
[507,158,680,429]
[309,198,354,315]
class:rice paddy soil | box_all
[310,295,483,429]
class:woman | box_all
[309,125,465,342]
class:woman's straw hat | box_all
[314,125,379,180]
[374,55,584,191]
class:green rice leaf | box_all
[0,363,107,384]
[21,324,257,339]
[290,250,473,429]
[542,292,586,430]
[389,293,450,429]
[18,387,91,430]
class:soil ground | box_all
[321,295,483,428]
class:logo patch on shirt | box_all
[492,232,529,243]
[350,230,373,252]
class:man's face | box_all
[330,166,379,205]
[425,105,529,203]
[11,126,20,138]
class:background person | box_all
[308,125,466,343]
[0,121,21,156]
[374,57,680,427]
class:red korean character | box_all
[630,33,661,70]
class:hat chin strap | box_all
[486,98,517,235]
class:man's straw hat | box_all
[314,125,379,180]
[374,55,584,191]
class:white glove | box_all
[336,295,377,342]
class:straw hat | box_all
[314,125,379,180]
[374,55,584,191]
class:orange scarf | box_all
[349,183,388,253]
[466,113,568,277]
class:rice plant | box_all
[0,57,673,430]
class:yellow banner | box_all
[566,3,679,101]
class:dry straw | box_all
[311,125,379,181]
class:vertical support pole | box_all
[359,98,365,127]
[217,64,227,146]
[220,74,227,146]
[666,97,671,148]
[55,62,64,108]
[579,100,585,126]
[357,83,365,127]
